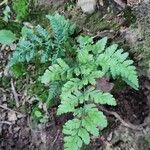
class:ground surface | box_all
[0,0,150,150]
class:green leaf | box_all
[41,69,51,84]
[77,36,93,48]
[93,37,107,54]
[97,111,108,129]
[11,63,26,77]
[78,128,90,145]
[0,30,16,45]
[21,26,33,37]
[34,110,42,118]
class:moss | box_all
[129,3,150,78]
[70,10,120,34]
[0,18,22,37]
[85,12,119,33]
[0,76,11,88]
[123,6,136,25]
[27,81,49,103]
[29,2,120,35]
[12,0,29,21]
[28,2,57,27]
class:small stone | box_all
[77,0,97,14]
[99,0,104,6]
[17,113,25,119]
[8,112,17,122]
[13,127,20,132]
[0,72,3,77]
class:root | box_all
[99,106,144,131]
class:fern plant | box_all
[9,13,75,66]
[9,13,75,106]
[41,36,139,150]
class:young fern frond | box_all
[47,82,61,105]
[63,104,108,150]
[79,36,139,89]
[46,13,75,44]
[9,25,52,66]
[96,44,139,89]
[42,35,139,150]
[41,58,73,83]
[9,14,75,66]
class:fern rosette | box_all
[9,13,75,66]
[42,35,139,150]
[9,12,139,150]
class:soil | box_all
[0,77,149,150]
[114,77,149,125]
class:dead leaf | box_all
[114,0,127,8]
[96,77,114,92]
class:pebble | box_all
[13,127,20,132]
[77,0,97,14]
[8,112,17,122]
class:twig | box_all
[0,104,26,117]
[27,117,42,133]
[0,88,6,93]
[113,0,126,8]
[0,121,12,125]
[11,79,19,107]
[0,0,8,6]
[99,106,143,131]
[52,130,60,147]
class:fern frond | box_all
[35,25,49,39]
[96,44,139,89]
[41,58,73,84]
[61,78,84,95]
[77,36,93,48]
[58,86,116,115]
[63,104,108,150]
[41,33,139,150]
[47,82,61,104]
[9,40,35,66]
[85,87,116,105]
[77,48,93,64]
[93,37,108,54]
[46,13,75,44]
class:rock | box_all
[8,112,17,122]
[124,2,150,79]
[13,127,20,132]
[17,113,25,119]
[77,0,97,14]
